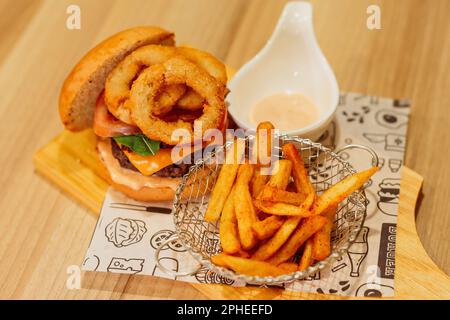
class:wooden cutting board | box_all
[33,129,450,299]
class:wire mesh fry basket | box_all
[155,135,378,285]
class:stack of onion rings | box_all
[105,45,227,126]
[105,45,181,124]
[130,56,226,145]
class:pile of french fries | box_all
[205,122,378,278]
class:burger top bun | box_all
[59,26,175,131]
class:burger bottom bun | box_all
[98,154,178,201]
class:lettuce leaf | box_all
[113,134,160,156]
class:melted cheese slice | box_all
[123,148,174,176]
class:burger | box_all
[377,178,400,216]
[59,27,228,201]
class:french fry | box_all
[204,140,245,222]
[278,262,298,273]
[257,186,306,205]
[266,159,292,190]
[252,179,313,261]
[282,143,315,195]
[286,182,297,192]
[253,192,315,216]
[311,204,338,260]
[211,252,229,267]
[322,204,338,221]
[212,254,287,277]
[210,125,379,278]
[298,238,314,271]
[267,215,328,265]
[235,250,251,259]
[256,211,270,220]
[252,216,303,261]
[311,167,379,216]
[251,166,269,197]
[252,215,285,240]
[234,164,258,250]
[219,187,241,254]
[253,121,275,166]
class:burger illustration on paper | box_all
[105,217,147,247]
[377,178,401,216]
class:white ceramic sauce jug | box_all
[227,1,339,141]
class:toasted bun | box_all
[100,162,178,201]
[60,26,175,131]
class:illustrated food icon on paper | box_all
[152,257,179,280]
[375,109,408,130]
[388,159,402,173]
[341,105,370,124]
[347,227,369,277]
[355,282,394,297]
[377,178,401,216]
[107,257,145,274]
[195,267,235,285]
[105,217,147,247]
[82,254,100,271]
[363,133,406,152]
[316,280,351,295]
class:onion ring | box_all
[105,45,228,122]
[105,45,184,124]
[175,46,228,111]
[159,108,203,123]
[176,89,206,110]
[177,47,227,85]
[153,84,186,116]
[130,56,226,145]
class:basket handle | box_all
[335,144,379,167]
[154,234,202,277]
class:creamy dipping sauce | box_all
[250,93,319,131]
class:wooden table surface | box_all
[0,0,448,299]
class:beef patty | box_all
[111,139,191,178]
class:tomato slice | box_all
[93,93,140,138]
